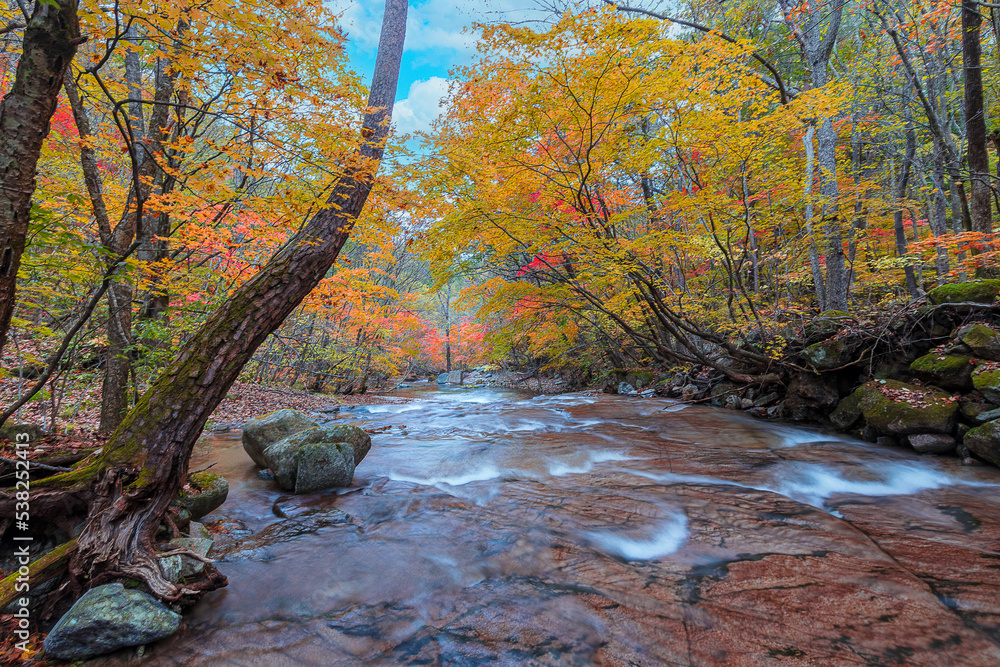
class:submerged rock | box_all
[909,353,975,391]
[178,471,229,520]
[43,583,180,660]
[242,409,318,468]
[857,380,958,436]
[926,280,1000,305]
[262,425,370,493]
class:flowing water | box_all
[141,386,1000,666]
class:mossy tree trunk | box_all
[42,0,408,601]
[0,0,81,356]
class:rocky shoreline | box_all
[603,280,1000,471]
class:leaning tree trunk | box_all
[52,0,408,601]
[0,0,81,357]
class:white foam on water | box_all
[770,463,957,508]
[587,512,688,560]
[387,463,503,488]
[659,403,689,413]
[547,450,634,477]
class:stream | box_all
[139,386,1000,665]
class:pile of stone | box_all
[831,321,1000,465]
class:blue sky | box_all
[334,0,546,138]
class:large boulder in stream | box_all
[856,380,958,436]
[242,409,318,467]
[262,425,371,493]
[43,583,180,661]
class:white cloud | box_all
[392,76,451,136]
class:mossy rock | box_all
[802,310,849,343]
[959,394,999,422]
[964,420,1000,467]
[829,389,863,430]
[959,324,1000,361]
[262,424,370,493]
[857,380,958,436]
[242,409,318,468]
[178,471,229,520]
[909,353,974,391]
[926,280,1000,305]
[972,365,1000,403]
[802,337,852,370]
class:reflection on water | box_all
[142,386,1000,666]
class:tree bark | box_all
[61,0,407,600]
[962,0,992,233]
[0,0,81,357]
[893,124,919,297]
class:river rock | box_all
[909,353,975,391]
[857,380,958,436]
[178,471,229,520]
[908,433,957,455]
[243,409,318,468]
[262,425,369,493]
[958,324,1000,361]
[964,420,1000,466]
[801,337,852,369]
[618,382,635,395]
[972,364,1000,403]
[448,370,464,385]
[829,390,863,430]
[927,280,1000,305]
[43,583,181,661]
[959,394,998,422]
[294,442,356,493]
[167,537,214,578]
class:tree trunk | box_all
[63,0,407,600]
[893,124,918,297]
[0,0,81,357]
[962,0,992,233]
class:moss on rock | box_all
[829,389,863,430]
[909,353,974,391]
[964,420,1000,467]
[926,280,1000,305]
[802,337,852,370]
[857,380,958,436]
[972,365,1000,403]
[178,471,229,520]
[959,324,1000,361]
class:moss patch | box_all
[965,420,1000,466]
[927,280,1000,305]
[829,389,863,430]
[909,353,974,391]
[972,365,1000,403]
[858,380,958,436]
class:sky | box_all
[332,0,550,139]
